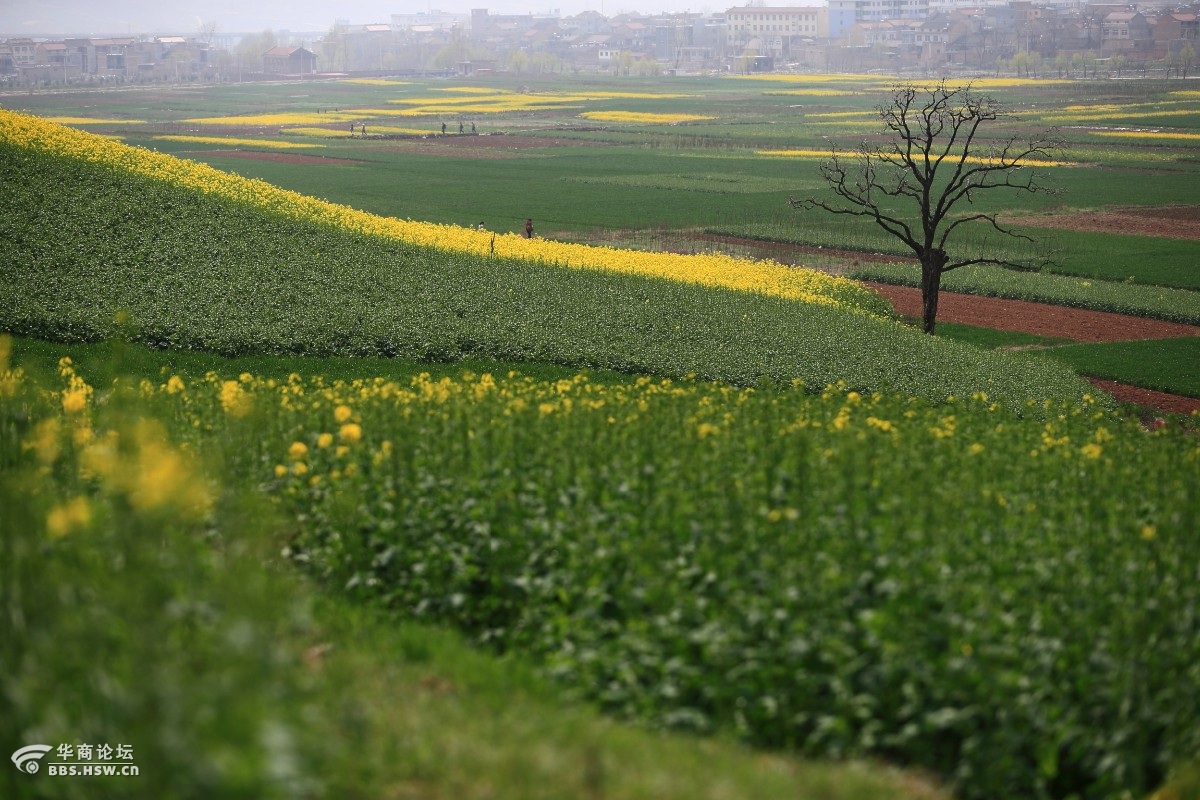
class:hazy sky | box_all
[1,0,726,36]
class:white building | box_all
[726,6,829,43]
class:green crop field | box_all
[1043,337,1200,398]
[2,74,1199,800]
[10,72,1197,335]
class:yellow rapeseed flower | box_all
[339,423,362,443]
[334,404,353,423]
[46,496,93,539]
[127,422,209,514]
[219,380,253,417]
[60,389,87,415]
[317,432,334,448]
[0,365,20,398]
[580,111,715,124]
[26,418,62,465]
[289,441,309,460]
[61,375,93,415]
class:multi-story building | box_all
[726,5,827,62]
[829,0,931,24]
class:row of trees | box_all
[1005,43,1196,78]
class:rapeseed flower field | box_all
[0,108,877,314]
[3,333,1195,800]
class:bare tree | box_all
[793,80,1063,333]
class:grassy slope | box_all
[0,130,1097,409]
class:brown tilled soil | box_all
[862,282,1200,415]
[1000,205,1200,240]
[863,282,1200,344]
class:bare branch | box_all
[796,80,1063,333]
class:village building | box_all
[1,0,1197,83]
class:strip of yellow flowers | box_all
[580,111,715,124]
[154,134,323,149]
[0,109,880,314]
[757,148,1073,168]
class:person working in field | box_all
[524,219,534,238]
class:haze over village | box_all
[0,0,1196,83]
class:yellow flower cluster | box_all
[153,135,322,150]
[380,89,693,117]
[757,148,1073,168]
[1040,103,1198,124]
[46,496,93,538]
[1090,130,1200,142]
[755,148,835,159]
[339,78,412,86]
[183,112,359,126]
[285,125,431,137]
[733,73,881,84]
[733,74,1071,90]
[385,93,580,116]
[0,335,20,398]
[763,89,861,97]
[580,111,715,124]
[12,357,213,537]
[0,109,879,315]
[219,379,254,418]
[807,111,878,119]
[41,116,146,125]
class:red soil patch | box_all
[196,150,369,165]
[864,282,1200,415]
[863,282,1200,343]
[1085,379,1200,416]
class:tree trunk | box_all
[920,252,947,334]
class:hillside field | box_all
[2,74,1199,800]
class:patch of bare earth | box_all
[866,282,1200,415]
[1001,205,1200,240]
[862,282,1200,344]
[1084,380,1200,417]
